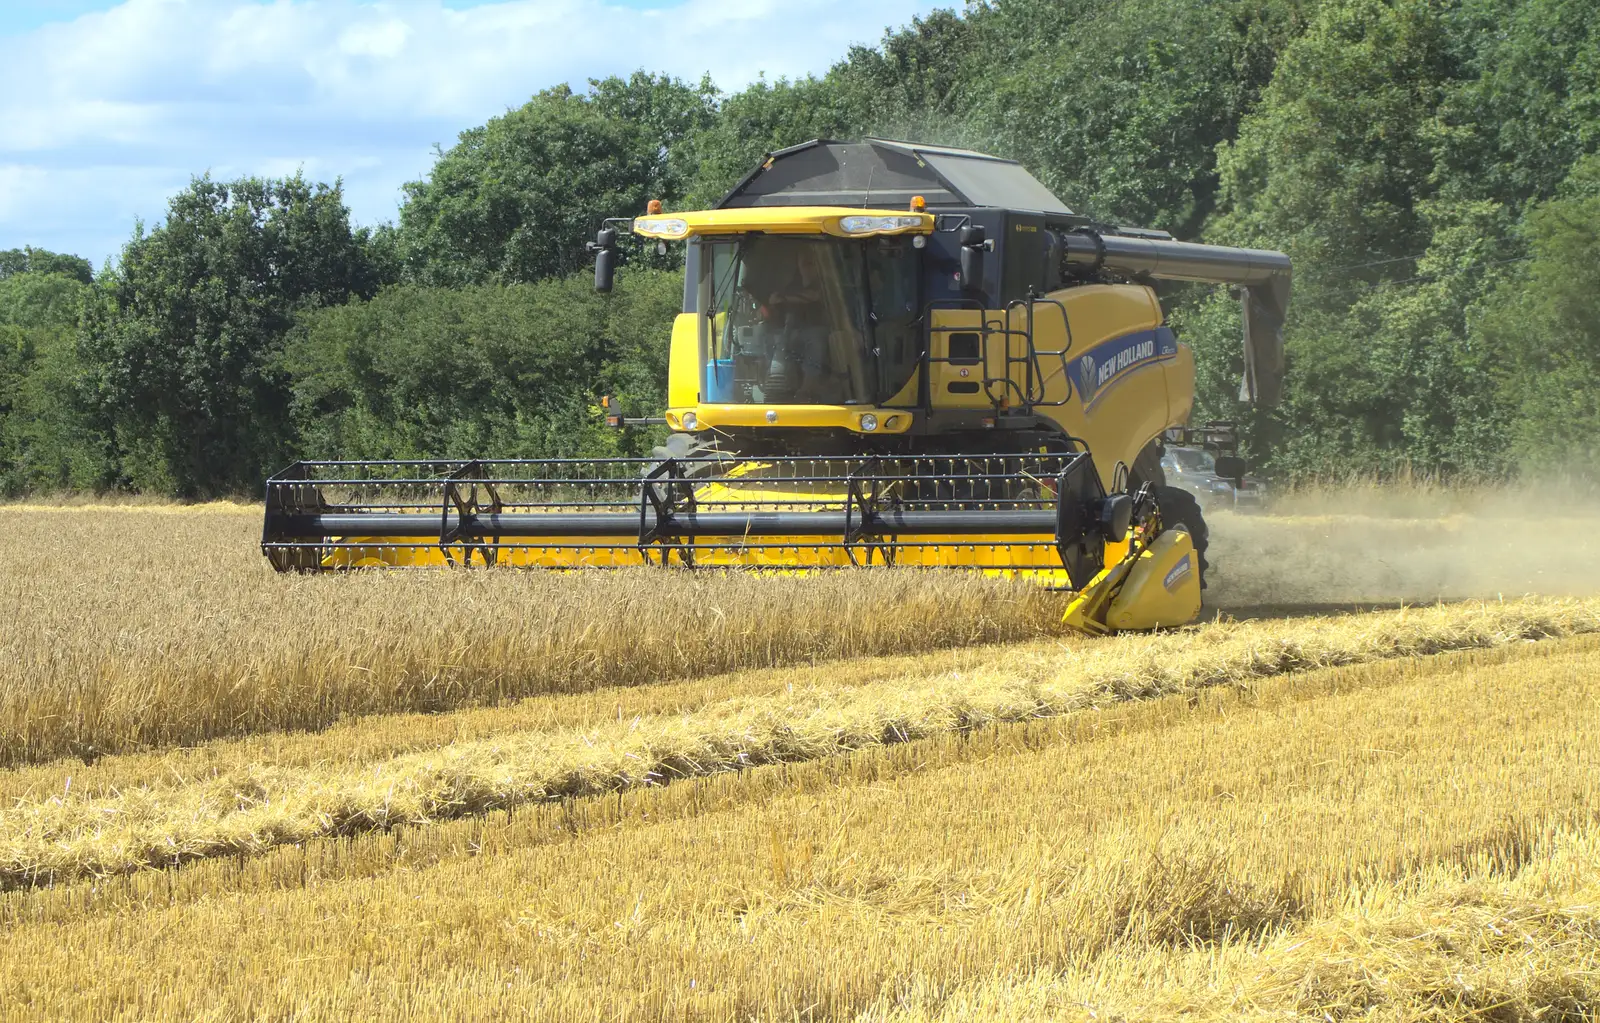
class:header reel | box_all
[261,452,1127,589]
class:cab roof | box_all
[717,138,1076,216]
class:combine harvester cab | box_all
[263,139,1290,635]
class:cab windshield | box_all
[698,235,919,406]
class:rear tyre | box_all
[1153,485,1210,589]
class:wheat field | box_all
[2,634,1596,1019]
[2,500,1598,1019]
[0,507,1064,766]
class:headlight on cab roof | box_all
[838,215,926,235]
[634,217,689,238]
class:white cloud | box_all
[0,162,190,267]
[0,0,935,263]
[337,16,412,58]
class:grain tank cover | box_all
[717,138,1075,215]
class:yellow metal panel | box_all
[925,285,1194,465]
[633,207,934,239]
[1060,284,1161,340]
[667,313,701,408]
[1106,528,1202,630]
[1024,284,1189,490]
[323,532,1078,587]
[928,308,992,410]
[1059,529,1202,634]
[881,367,921,408]
[684,404,913,434]
[1021,284,1163,413]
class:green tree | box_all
[0,271,109,493]
[1195,0,1497,477]
[591,71,719,209]
[826,10,986,144]
[0,270,89,329]
[1277,202,1516,477]
[81,174,387,497]
[1200,0,1600,479]
[0,246,94,285]
[1434,0,1600,208]
[400,75,715,286]
[970,0,1306,234]
[285,270,680,461]
[1479,156,1600,471]
[679,76,861,208]
[1212,0,1454,279]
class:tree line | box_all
[3,0,1597,498]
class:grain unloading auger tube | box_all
[260,452,1204,634]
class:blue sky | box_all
[0,2,120,34]
[0,0,939,267]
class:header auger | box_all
[263,138,1290,635]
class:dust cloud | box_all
[1202,488,1600,614]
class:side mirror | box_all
[1213,455,1246,480]
[959,225,986,296]
[591,227,618,293]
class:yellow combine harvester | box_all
[262,139,1290,635]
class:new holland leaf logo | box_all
[1163,554,1193,591]
[1078,354,1098,394]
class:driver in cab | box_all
[752,245,832,402]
